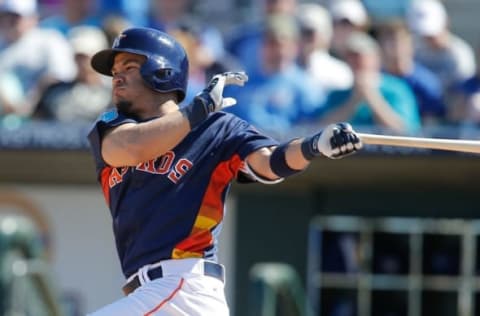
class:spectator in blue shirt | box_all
[375,20,446,125]
[319,32,421,134]
[39,0,102,35]
[226,0,298,72]
[226,14,326,135]
[97,0,147,27]
[146,0,225,61]
[455,45,480,127]
[168,19,241,105]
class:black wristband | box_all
[270,142,304,177]
[301,133,322,160]
[180,96,209,129]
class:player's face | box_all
[111,52,150,115]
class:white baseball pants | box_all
[87,259,229,316]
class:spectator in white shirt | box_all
[0,0,76,117]
[328,0,369,59]
[407,0,476,108]
[296,3,353,92]
[34,26,112,122]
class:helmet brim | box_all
[91,49,116,76]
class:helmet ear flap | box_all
[139,58,171,85]
[140,59,183,99]
[155,68,174,81]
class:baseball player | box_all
[87,27,362,315]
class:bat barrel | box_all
[357,133,480,154]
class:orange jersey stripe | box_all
[174,230,213,254]
[172,155,243,258]
[100,167,112,205]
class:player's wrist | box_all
[301,133,323,160]
[270,142,305,177]
[180,96,210,129]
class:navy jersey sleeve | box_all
[87,109,137,175]
[224,114,279,159]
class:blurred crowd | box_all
[1,0,479,137]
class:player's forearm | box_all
[251,140,311,179]
[284,139,311,170]
[102,110,191,167]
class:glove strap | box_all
[301,133,322,160]
[180,96,209,129]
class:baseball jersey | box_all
[88,110,278,278]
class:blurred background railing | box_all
[0,215,64,316]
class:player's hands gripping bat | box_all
[302,122,363,159]
[181,71,248,128]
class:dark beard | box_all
[116,100,140,119]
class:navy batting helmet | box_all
[91,27,189,101]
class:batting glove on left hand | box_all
[201,71,248,110]
[302,122,363,159]
[181,71,248,128]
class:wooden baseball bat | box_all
[357,133,480,154]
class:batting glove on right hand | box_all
[302,122,363,159]
[181,71,248,128]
